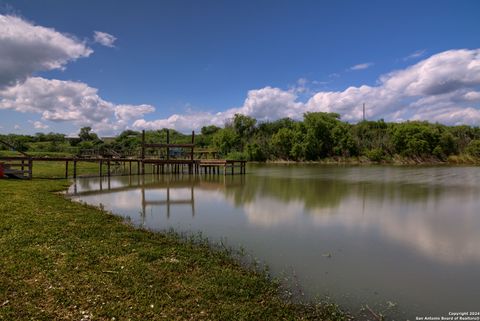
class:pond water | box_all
[68,164,480,319]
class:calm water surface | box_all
[68,165,480,319]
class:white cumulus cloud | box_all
[132,87,303,132]
[0,14,92,88]
[115,104,155,127]
[0,77,114,121]
[2,14,480,135]
[308,49,480,124]
[30,120,49,129]
[404,49,426,60]
[0,77,155,134]
[349,62,374,70]
[93,31,117,47]
[133,111,226,132]
[135,49,480,132]
[0,14,154,135]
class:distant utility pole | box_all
[362,103,366,121]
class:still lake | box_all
[68,164,480,318]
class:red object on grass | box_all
[0,162,4,178]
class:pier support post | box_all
[141,130,145,174]
[28,158,32,179]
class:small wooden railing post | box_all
[28,158,32,179]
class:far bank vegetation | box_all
[2,113,480,164]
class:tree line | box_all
[2,113,480,162]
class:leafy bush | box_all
[405,138,430,157]
[271,128,294,159]
[226,151,248,161]
[466,140,480,157]
[365,148,384,162]
[213,128,239,156]
[432,146,446,161]
[245,142,266,161]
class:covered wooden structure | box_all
[0,130,246,180]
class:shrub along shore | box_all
[1,113,480,164]
[0,164,349,320]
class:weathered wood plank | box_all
[143,143,195,148]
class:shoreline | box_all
[0,164,351,320]
[261,155,480,166]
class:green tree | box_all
[5,135,30,152]
[213,127,239,156]
[449,125,477,151]
[79,127,99,142]
[257,118,295,137]
[332,122,357,157]
[232,114,257,137]
[290,123,308,160]
[302,112,340,160]
[390,122,440,157]
[352,120,390,155]
[466,139,480,157]
[246,142,267,161]
[198,125,221,147]
[201,125,220,136]
[271,128,295,160]
[112,130,141,155]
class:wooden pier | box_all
[0,130,246,180]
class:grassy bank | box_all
[266,154,480,165]
[0,166,348,320]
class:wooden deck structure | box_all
[0,130,246,180]
[0,140,32,179]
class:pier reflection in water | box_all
[69,165,480,319]
[141,183,195,219]
[71,174,244,227]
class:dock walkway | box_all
[0,130,246,180]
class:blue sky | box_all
[0,0,479,135]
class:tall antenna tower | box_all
[362,103,366,121]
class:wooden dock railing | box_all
[0,130,246,180]
[0,139,33,179]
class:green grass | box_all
[32,161,104,179]
[0,165,349,320]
